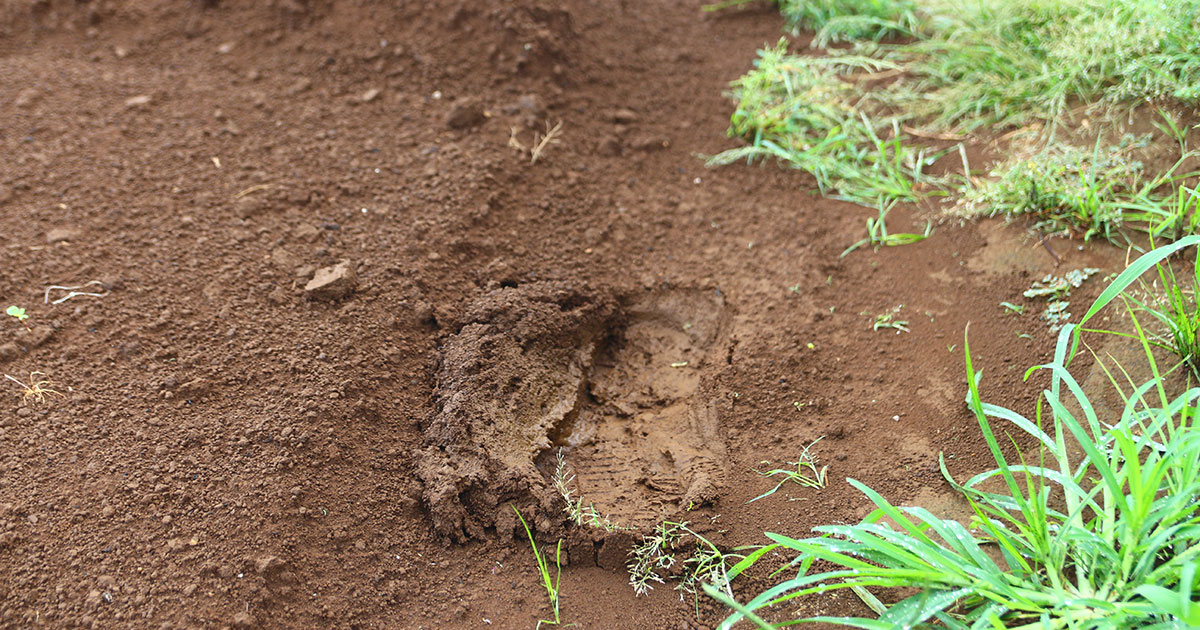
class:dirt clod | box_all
[13,88,38,107]
[304,261,358,301]
[445,97,486,130]
[613,108,639,124]
[417,282,617,541]
[45,227,82,243]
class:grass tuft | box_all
[711,0,1200,240]
[747,436,829,503]
[707,238,1200,629]
[512,505,565,628]
[551,450,631,532]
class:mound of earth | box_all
[416,282,618,542]
[417,282,733,543]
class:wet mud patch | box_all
[416,283,730,542]
[557,288,730,526]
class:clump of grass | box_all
[869,304,909,333]
[707,40,938,208]
[866,0,1200,131]
[628,520,686,597]
[706,236,1200,630]
[628,520,759,617]
[551,450,631,532]
[712,0,1200,240]
[512,505,565,628]
[747,437,829,503]
[775,0,919,45]
[702,0,919,44]
[1121,243,1200,379]
[960,134,1199,242]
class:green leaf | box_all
[6,305,27,321]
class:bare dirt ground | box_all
[0,1,1124,628]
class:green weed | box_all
[961,135,1200,242]
[999,301,1025,315]
[512,505,565,628]
[777,0,918,45]
[1119,244,1200,379]
[551,450,631,532]
[6,305,30,331]
[705,236,1200,629]
[628,520,758,618]
[706,40,938,208]
[841,201,932,257]
[870,304,909,333]
[747,437,829,503]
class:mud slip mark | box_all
[415,283,730,543]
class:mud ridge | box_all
[417,283,731,544]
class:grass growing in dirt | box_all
[840,200,932,256]
[712,0,1200,239]
[513,505,566,627]
[551,450,631,532]
[1117,244,1200,379]
[747,436,828,503]
[706,237,1200,629]
[627,519,763,619]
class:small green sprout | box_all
[6,306,30,330]
[512,505,564,627]
[1000,301,1026,315]
[747,437,829,503]
[841,202,933,257]
[870,305,910,333]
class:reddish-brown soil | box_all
[0,2,1126,629]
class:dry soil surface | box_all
[0,1,1124,628]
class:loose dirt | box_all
[0,1,1126,628]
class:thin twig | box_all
[1038,234,1062,267]
[530,121,563,165]
[234,183,273,199]
[903,125,966,142]
[509,121,564,165]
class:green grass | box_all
[705,236,1200,629]
[841,200,932,256]
[961,133,1200,242]
[711,0,1200,240]
[628,520,762,618]
[1116,244,1200,380]
[706,40,939,208]
[513,505,565,628]
[551,450,632,532]
[776,0,919,45]
[747,436,829,503]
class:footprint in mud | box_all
[416,283,729,542]
[554,289,729,525]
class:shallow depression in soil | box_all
[555,288,730,524]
